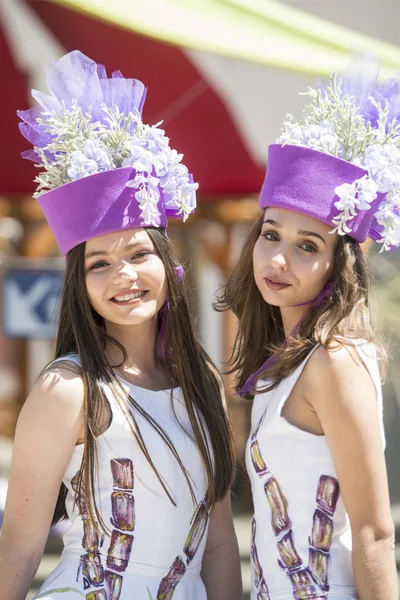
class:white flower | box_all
[122,128,197,222]
[67,151,98,180]
[303,121,335,143]
[122,144,154,173]
[332,175,377,236]
[82,140,113,170]
[133,177,160,226]
[141,126,169,153]
[155,147,183,183]
[355,176,378,210]
[334,182,357,211]
[375,188,400,250]
[67,140,113,180]
[363,143,400,193]
[335,176,377,211]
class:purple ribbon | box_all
[237,282,332,396]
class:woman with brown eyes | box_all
[215,59,399,600]
[0,51,242,600]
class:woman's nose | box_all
[271,250,288,270]
[114,262,138,283]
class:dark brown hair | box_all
[215,212,384,398]
[48,228,235,530]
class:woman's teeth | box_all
[113,291,146,302]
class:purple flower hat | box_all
[18,50,198,255]
[261,54,400,252]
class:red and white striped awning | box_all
[1,0,400,198]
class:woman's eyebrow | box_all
[263,219,326,245]
[85,241,151,259]
[298,230,326,245]
[85,250,108,259]
[263,218,281,227]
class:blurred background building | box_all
[0,1,400,597]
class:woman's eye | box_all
[88,260,108,270]
[131,251,150,261]
[261,231,279,241]
[300,242,317,253]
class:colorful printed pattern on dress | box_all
[74,458,135,599]
[156,496,209,599]
[251,516,271,600]
[250,413,340,600]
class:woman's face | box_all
[253,207,337,308]
[85,228,167,327]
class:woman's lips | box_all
[110,290,148,305]
[264,278,291,291]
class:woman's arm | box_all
[306,345,398,600]
[200,366,241,598]
[0,367,84,600]
[201,494,242,600]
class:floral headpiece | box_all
[260,55,400,251]
[18,51,198,255]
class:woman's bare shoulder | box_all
[307,340,367,376]
[23,360,85,419]
[302,340,375,409]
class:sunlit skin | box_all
[85,228,167,328]
[85,228,168,387]
[253,207,337,334]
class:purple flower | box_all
[19,50,147,157]
[67,140,113,181]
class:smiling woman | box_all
[85,229,167,332]
[0,50,241,600]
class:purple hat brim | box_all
[260,144,383,243]
[38,167,167,255]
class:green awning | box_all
[50,0,400,76]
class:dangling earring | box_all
[157,265,185,358]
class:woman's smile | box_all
[110,289,148,305]
[85,228,167,327]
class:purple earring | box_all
[175,265,185,282]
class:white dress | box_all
[37,355,209,600]
[246,342,384,600]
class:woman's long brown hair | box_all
[48,228,235,531]
[215,212,385,398]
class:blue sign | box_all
[3,270,64,338]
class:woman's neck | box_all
[105,317,163,378]
[105,321,172,390]
[280,305,309,337]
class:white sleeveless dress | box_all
[246,341,384,600]
[37,355,209,600]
